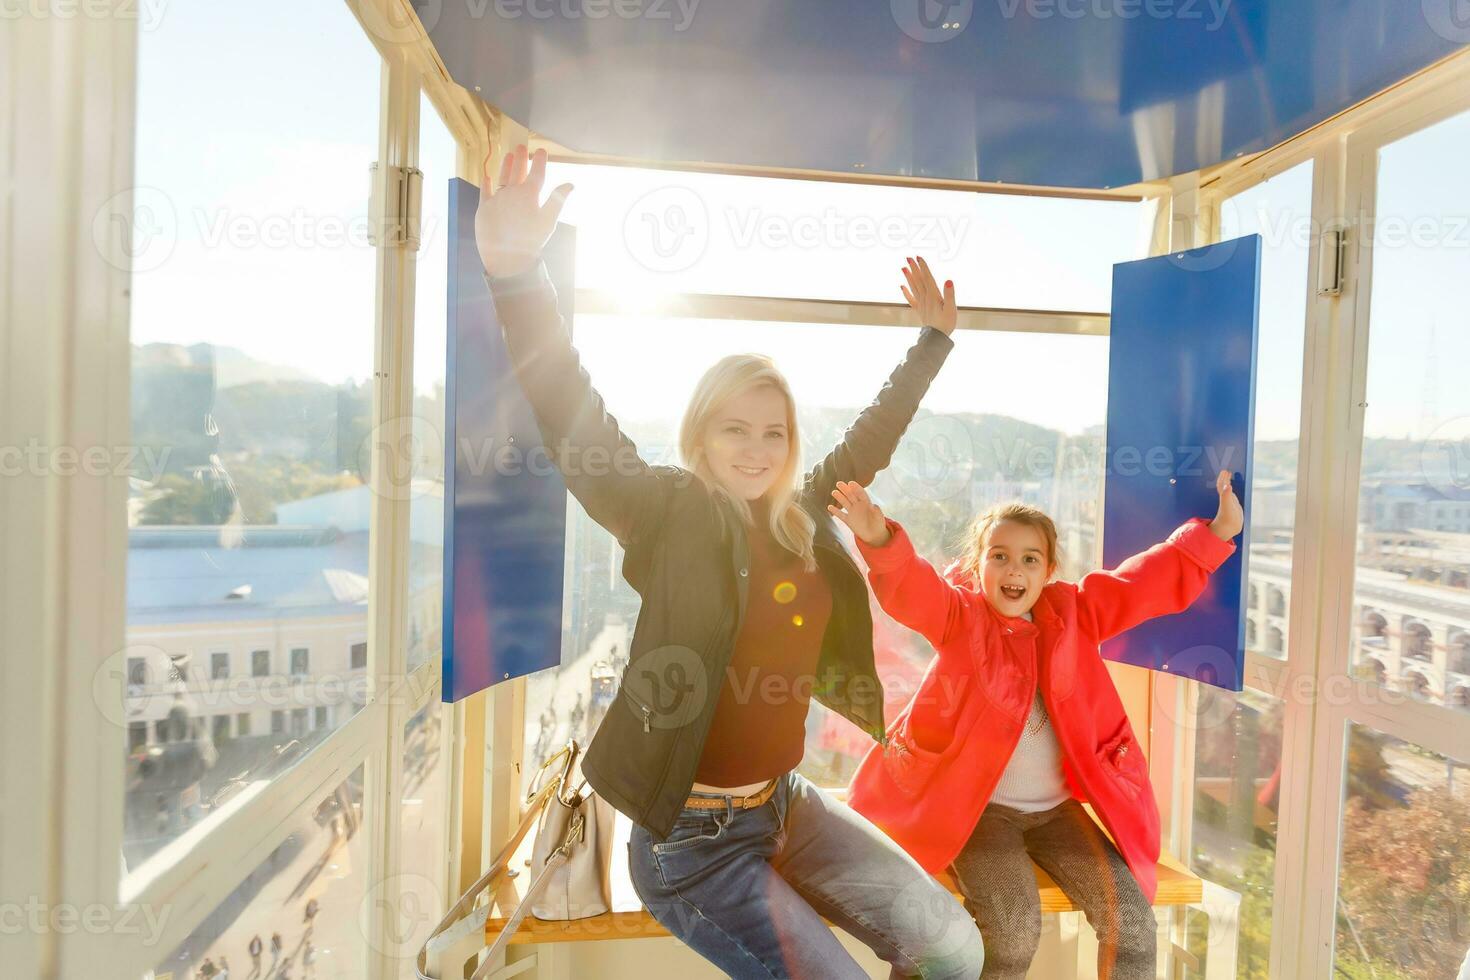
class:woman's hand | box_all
[828,480,892,547]
[1208,469,1244,541]
[475,143,574,279]
[900,256,957,335]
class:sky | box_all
[129,2,1470,444]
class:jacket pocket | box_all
[620,683,657,734]
[1098,726,1148,800]
[618,653,706,736]
[883,725,946,797]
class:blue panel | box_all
[1101,236,1260,691]
[409,0,1467,189]
[442,178,573,702]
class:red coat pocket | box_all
[1098,725,1149,800]
[883,725,947,797]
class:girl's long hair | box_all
[954,501,1061,587]
[678,354,817,572]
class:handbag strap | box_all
[416,741,584,979]
[472,845,572,978]
[475,791,592,975]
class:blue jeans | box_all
[628,772,985,979]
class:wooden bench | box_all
[484,812,1203,947]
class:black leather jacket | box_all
[487,262,954,838]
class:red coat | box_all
[848,517,1236,901]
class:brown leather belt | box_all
[683,778,778,810]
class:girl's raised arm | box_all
[1075,470,1241,642]
[477,144,678,547]
[828,481,971,649]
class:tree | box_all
[1335,785,1470,977]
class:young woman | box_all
[828,474,1243,980]
[475,143,985,979]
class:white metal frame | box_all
[1293,78,1470,980]
[0,1,477,976]
[1,6,140,976]
[1185,48,1470,980]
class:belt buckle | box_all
[741,779,775,809]
[685,778,775,810]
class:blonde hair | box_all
[955,501,1061,587]
[678,354,817,572]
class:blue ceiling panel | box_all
[411,0,1467,188]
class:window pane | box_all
[395,699,449,978]
[1350,109,1470,709]
[1188,688,1284,978]
[123,1,380,881]
[1219,162,1313,662]
[548,162,1149,311]
[1333,723,1469,977]
[523,314,1107,786]
[406,92,456,676]
[150,765,367,980]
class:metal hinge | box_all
[1317,226,1346,296]
[367,162,423,250]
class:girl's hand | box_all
[828,480,892,546]
[1208,469,1244,541]
[475,143,574,279]
[900,256,957,335]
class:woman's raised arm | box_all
[801,257,956,506]
[477,144,678,547]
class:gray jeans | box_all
[950,799,1156,980]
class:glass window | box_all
[1332,723,1469,977]
[210,652,229,680]
[1217,161,1314,662]
[290,647,309,677]
[121,0,381,880]
[1350,108,1470,707]
[350,642,368,671]
[393,699,449,977]
[522,313,1108,785]
[1188,688,1284,978]
[405,91,456,676]
[150,765,367,979]
[237,713,251,738]
[546,162,1149,311]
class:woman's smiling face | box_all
[979,519,1053,617]
[700,383,791,501]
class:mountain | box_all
[133,342,319,388]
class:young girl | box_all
[477,144,984,979]
[827,472,1242,980]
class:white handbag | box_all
[416,740,614,979]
